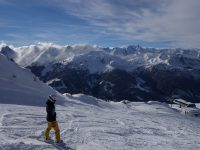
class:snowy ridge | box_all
[0,53,64,106]
[6,43,200,74]
[0,46,16,60]
[13,43,101,67]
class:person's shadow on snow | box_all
[53,143,75,150]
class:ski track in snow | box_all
[1,101,200,150]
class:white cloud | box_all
[0,41,7,48]
[49,0,200,48]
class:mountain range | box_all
[1,49,200,149]
[1,43,200,103]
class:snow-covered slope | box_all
[1,94,200,150]
[0,53,64,105]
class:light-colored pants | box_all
[45,121,61,142]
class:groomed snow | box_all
[1,95,200,150]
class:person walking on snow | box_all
[45,94,62,143]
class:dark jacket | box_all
[46,99,56,122]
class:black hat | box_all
[49,94,56,102]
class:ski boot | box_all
[56,140,63,143]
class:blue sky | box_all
[0,0,200,48]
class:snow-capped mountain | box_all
[0,46,17,60]
[1,43,200,102]
[11,43,200,72]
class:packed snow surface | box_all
[1,95,200,150]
